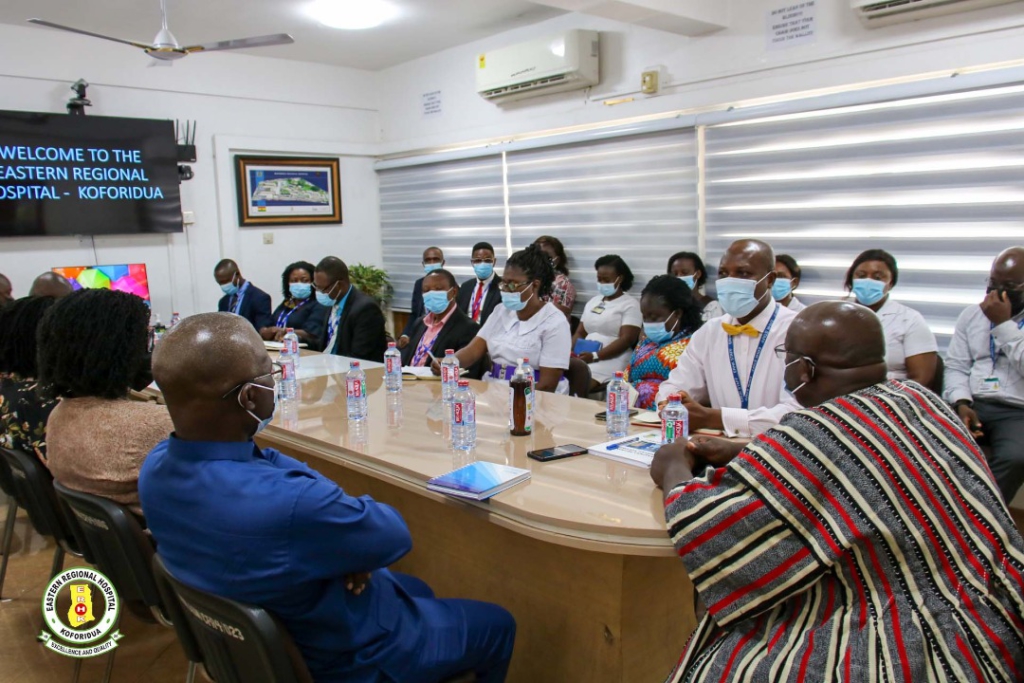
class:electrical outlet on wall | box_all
[263,232,274,245]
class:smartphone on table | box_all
[527,444,589,462]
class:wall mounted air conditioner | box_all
[476,29,599,104]
[853,0,1023,28]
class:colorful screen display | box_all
[52,263,150,302]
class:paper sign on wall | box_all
[422,91,443,118]
[766,1,816,51]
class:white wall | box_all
[0,21,382,320]
[378,1,1024,153]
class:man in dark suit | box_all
[400,269,482,377]
[397,246,445,346]
[313,256,387,362]
[457,242,501,328]
[215,259,273,331]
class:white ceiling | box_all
[2,0,567,71]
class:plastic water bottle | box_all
[441,349,460,403]
[169,312,180,328]
[606,371,629,438]
[661,394,689,445]
[384,342,402,393]
[451,380,477,450]
[346,361,368,421]
[280,397,300,431]
[151,313,167,345]
[283,328,301,368]
[278,353,297,400]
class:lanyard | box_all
[276,298,310,328]
[231,281,250,315]
[989,318,1024,368]
[727,305,779,410]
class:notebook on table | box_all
[427,462,531,500]
[588,431,664,468]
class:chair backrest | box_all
[0,447,84,557]
[566,357,592,398]
[152,554,313,683]
[52,482,166,621]
[929,354,945,396]
[0,450,17,499]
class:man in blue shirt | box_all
[139,313,516,682]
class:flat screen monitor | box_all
[0,110,183,237]
[52,264,150,303]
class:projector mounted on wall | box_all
[853,0,1023,27]
[476,30,599,105]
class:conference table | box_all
[260,352,697,681]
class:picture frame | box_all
[234,155,342,226]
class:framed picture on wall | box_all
[234,156,342,226]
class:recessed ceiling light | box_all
[305,0,399,30]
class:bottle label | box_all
[286,338,298,355]
[508,386,515,429]
[346,379,364,398]
[282,361,295,381]
[386,357,398,374]
[608,391,618,413]
[453,400,474,426]
[442,364,458,383]
[662,419,685,444]
[524,387,534,432]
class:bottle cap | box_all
[458,379,470,388]
[669,393,681,402]
[614,371,624,378]
[388,342,396,348]
[445,349,455,355]
[350,361,361,368]
[286,327,294,332]
[522,357,529,363]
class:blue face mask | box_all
[596,279,619,298]
[771,278,793,301]
[423,289,452,315]
[289,282,312,300]
[716,273,770,319]
[315,283,337,308]
[678,275,696,290]
[502,284,533,312]
[643,312,678,345]
[240,383,276,435]
[852,278,887,306]
[473,262,494,280]
[221,281,239,296]
[423,262,443,275]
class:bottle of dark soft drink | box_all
[509,357,534,436]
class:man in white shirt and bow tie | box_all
[656,239,800,438]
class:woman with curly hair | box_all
[0,296,58,460]
[534,235,576,320]
[435,244,572,393]
[37,289,172,515]
[626,276,704,410]
[259,260,326,344]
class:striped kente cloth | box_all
[664,380,1024,682]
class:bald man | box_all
[0,273,12,308]
[656,239,800,438]
[945,246,1024,502]
[652,302,1024,683]
[139,313,514,683]
[214,258,273,331]
[28,271,72,299]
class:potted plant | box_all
[348,263,393,307]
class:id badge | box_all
[982,376,1001,393]
[591,301,607,315]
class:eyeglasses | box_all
[471,259,495,266]
[221,362,283,399]
[498,280,532,293]
[986,279,1024,292]
[774,344,816,366]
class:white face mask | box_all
[239,383,276,434]
[783,356,815,396]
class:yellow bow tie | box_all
[722,322,761,338]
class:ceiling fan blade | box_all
[27,18,152,50]
[182,33,294,54]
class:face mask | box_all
[596,279,619,298]
[783,356,814,396]
[852,278,886,306]
[423,262,442,274]
[717,273,770,319]
[473,262,494,280]
[220,280,239,296]
[772,278,793,301]
[502,284,533,312]
[678,275,696,290]
[643,312,677,345]
[316,282,337,308]
[423,289,452,315]
[289,282,312,300]
[239,383,276,435]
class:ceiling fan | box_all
[28,0,294,63]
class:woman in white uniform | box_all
[773,254,806,312]
[667,251,724,322]
[572,255,642,391]
[439,244,571,393]
[845,248,939,387]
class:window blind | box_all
[379,155,508,311]
[704,83,1024,350]
[505,129,699,312]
